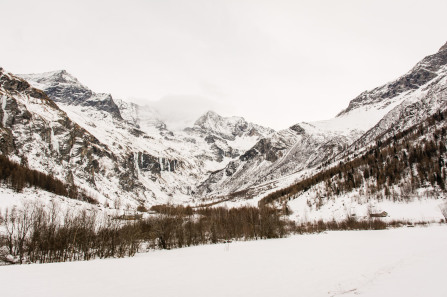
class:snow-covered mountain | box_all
[2,41,446,211]
[5,69,273,208]
[197,41,447,203]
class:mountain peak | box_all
[194,110,223,126]
[191,110,274,142]
[203,110,221,118]
[439,41,447,52]
[50,70,79,84]
[52,69,68,75]
[22,69,80,85]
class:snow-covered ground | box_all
[0,226,445,297]
[287,191,447,223]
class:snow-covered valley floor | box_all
[0,226,446,297]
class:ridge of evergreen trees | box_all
[0,155,97,204]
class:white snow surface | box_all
[0,226,445,297]
[0,187,106,217]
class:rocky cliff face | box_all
[20,70,123,119]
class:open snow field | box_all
[0,226,446,297]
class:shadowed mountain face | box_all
[20,70,123,119]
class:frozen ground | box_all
[0,226,446,297]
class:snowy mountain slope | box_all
[198,41,447,204]
[14,70,274,207]
[350,47,447,151]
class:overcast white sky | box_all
[1,0,446,129]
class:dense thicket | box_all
[0,155,96,204]
[260,110,447,206]
[0,204,138,264]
